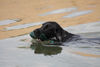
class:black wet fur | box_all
[40,21,74,42]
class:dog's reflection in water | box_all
[30,43,62,56]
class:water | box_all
[0,22,100,67]
[39,7,77,16]
[0,19,22,25]
[5,22,44,30]
[63,10,93,18]
[0,34,100,67]
[36,6,53,10]
[64,21,100,34]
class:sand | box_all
[0,0,100,39]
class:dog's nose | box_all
[30,31,37,39]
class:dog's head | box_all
[40,21,63,39]
[30,28,48,41]
[41,21,58,31]
[40,21,74,42]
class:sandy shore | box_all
[0,0,100,39]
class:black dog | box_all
[40,21,74,42]
[33,28,43,40]
[33,28,57,41]
[32,28,55,41]
[31,21,74,42]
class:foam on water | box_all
[5,22,44,30]
[63,10,93,18]
[0,19,21,25]
[39,7,77,16]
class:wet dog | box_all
[32,28,56,41]
[40,21,74,42]
[30,21,75,45]
[31,21,74,43]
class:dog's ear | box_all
[41,24,49,31]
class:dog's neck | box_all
[62,31,74,42]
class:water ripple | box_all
[5,22,44,30]
[0,19,21,25]
[39,7,77,16]
[63,10,93,18]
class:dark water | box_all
[30,44,62,56]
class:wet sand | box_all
[0,0,100,39]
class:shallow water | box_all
[63,10,93,18]
[5,22,44,30]
[0,19,21,25]
[0,34,100,67]
[0,22,100,67]
[39,7,77,16]
[64,21,100,34]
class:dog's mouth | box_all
[30,31,37,39]
[30,31,48,41]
